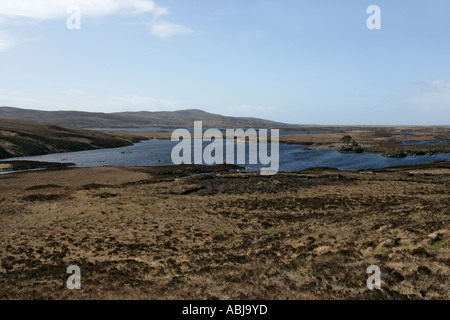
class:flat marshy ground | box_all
[0,162,449,300]
[278,126,450,157]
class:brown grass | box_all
[0,162,449,300]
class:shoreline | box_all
[1,126,449,168]
[1,157,449,176]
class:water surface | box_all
[2,140,449,173]
[401,141,450,145]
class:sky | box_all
[0,0,449,125]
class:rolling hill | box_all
[0,119,142,159]
[0,107,289,129]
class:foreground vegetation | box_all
[1,162,448,299]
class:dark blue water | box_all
[401,141,450,145]
[2,140,449,172]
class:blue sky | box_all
[0,0,449,125]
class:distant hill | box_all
[0,107,289,129]
[0,119,141,159]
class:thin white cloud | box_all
[147,19,193,39]
[409,79,450,111]
[0,0,192,49]
[0,31,15,51]
[0,89,182,112]
[0,0,162,20]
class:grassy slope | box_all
[0,118,144,159]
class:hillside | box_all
[0,107,288,129]
[0,119,142,159]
